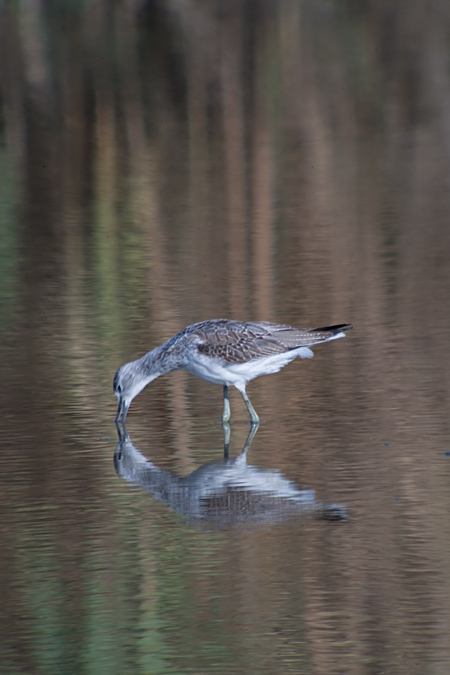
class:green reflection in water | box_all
[16,511,82,675]
[0,147,20,332]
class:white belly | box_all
[184,346,313,386]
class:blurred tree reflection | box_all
[2,1,450,673]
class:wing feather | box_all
[190,320,351,365]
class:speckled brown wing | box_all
[194,321,286,364]
[252,322,352,348]
[193,320,351,365]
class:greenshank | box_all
[114,319,352,424]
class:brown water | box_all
[2,2,450,674]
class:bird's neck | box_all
[140,340,183,379]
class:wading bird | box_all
[114,319,352,424]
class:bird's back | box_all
[177,319,351,365]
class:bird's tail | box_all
[312,323,352,335]
[307,324,352,344]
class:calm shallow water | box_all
[2,2,450,674]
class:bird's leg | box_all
[222,385,231,423]
[222,421,231,459]
[236,384,260,425]
[242,422,259,453]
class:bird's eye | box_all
[117,384,122,394]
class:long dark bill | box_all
[115,398,125,423]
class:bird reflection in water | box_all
[114,423,347,527]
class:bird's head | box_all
[113,361,151,422]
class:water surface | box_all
[2,2,450,674]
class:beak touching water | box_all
[115,397,130,423]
